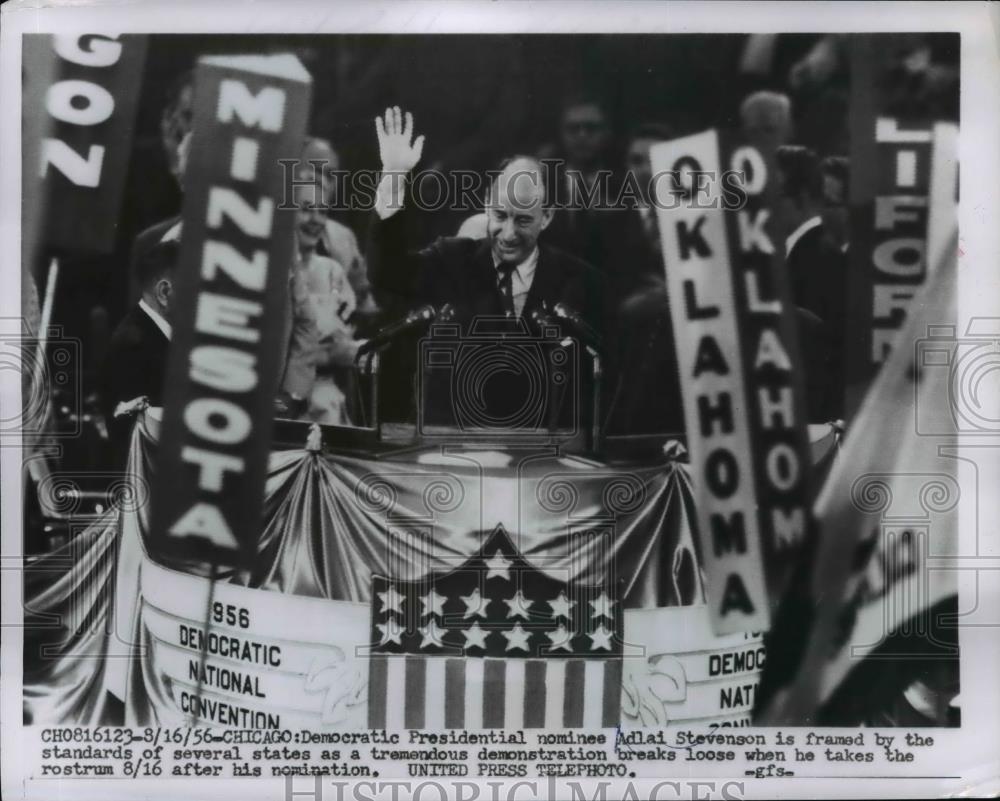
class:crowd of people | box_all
[52,33,955,469]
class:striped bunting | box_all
[369,656,622,729]
[368,525,622,728]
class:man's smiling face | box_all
[486,159,553,266]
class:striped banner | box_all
[367,525,623,729]
[369,655,621,729]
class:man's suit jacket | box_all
[102,305,170,462]
[368,209,602,328]
[367,209,602,426]
[601,208,687,436]
[128,216,317,408]
[786,222,848,421]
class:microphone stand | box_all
[353,304,437,442]
[549,304,605,454]
[356,347,384,441]
[588,345,603,454]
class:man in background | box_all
[775,144,848,422]
[602,123,686,436]
[102,239,176,462]
[292,189,363,425]
[541,93,619,277]
[820,155,850,253]
[740,90,794,159]
[127,74,193,306]
[298,136,378,323]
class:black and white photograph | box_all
[1,2,998,799]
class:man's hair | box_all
[775,145,823,201]
[138,239,178,291]
[559,89,609,120]
[301,135,336,158]
[161,69,193,123]
[488,155,552,208]
[739,90,792,122]
[821,155,850,198]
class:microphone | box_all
[356,304,436,360]
[552,302,602,351]
[528,306,557,330]
[437,303,458,323]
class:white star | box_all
[589,623,613,651]
[484,550,512,581]
[462,621,489,650]
[548,591,575,620]
[502,623,531,652]
[504,589,534,620]
[460,587,487,619]
[377,585,405,615]
[420,588,446,618]
[419,618,447,649]
[546,623,574,652]
[376,616,405,646]
[589,591,616,620]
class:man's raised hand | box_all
[375,106,425,174]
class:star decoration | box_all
[377,585,405,615]
[548,591,575,620]
[504,589,534,620]
[502,623,531,652]
[589,591,616,620]
[376,616,405,646]
[462,621,489,650]
[484,549,512,581]
[418,618,447,649]
[460,587,487,619]
[589,623,613,651]
[546,623,574,652]
[420,588,446,618]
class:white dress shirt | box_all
[374,175,539,314]
[784,214,823,257]
[138,298,172,340]
[493,248,538,316]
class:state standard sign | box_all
[650,130,815,635]
[21,34,147,257]
[149,54,312,568]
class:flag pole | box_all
[27,257,59,484]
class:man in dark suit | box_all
[367,107,601,428]
[601,123,687,437]
[775,145,848,421]
[369,107,600,323]
[102,238,176,463]
[128,214,180,306]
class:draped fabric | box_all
[23,411,838,726]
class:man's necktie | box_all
[497,263,516,316]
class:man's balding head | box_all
[485,156,554,266]
[740,90,793,156]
